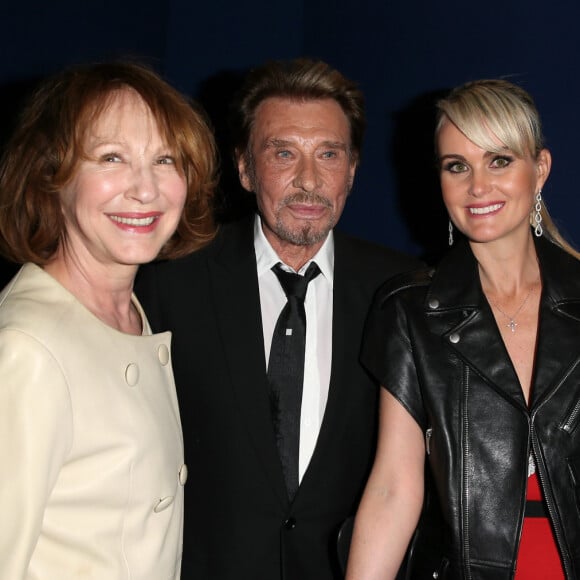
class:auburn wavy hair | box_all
[0,61,218,264]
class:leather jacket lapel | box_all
[532,299,580,407]
[426,241,524,407]
[426,237,580,410]
[530,237,580,407]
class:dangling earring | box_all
[533,189,543,237]
[448,220,454,246]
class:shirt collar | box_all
[253,214,334,286]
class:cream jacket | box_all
[0,264,185,579]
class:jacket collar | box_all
[427,234,580,315]
[535,235,580,315]
[424,234,580,410]
[426,238,482,312]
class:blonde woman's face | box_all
[437,119,550,245]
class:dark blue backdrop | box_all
[3,0,580,266]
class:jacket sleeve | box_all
[0,329,73,578]
[361,288,427,431]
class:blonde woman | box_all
[346,80,580,579]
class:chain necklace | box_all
[488,283,538,333]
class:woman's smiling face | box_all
[58,88,187,272]
[437,117,550,245]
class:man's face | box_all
[238,97,356,253]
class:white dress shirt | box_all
[254,216,333,483]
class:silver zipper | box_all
[425,428,433,455]
[461,365,472,580]
[557,357,580,433]
[531,418,572,577]
[561,397,580,433]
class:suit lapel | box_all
[209,219,288,506]
[299,234,364,483]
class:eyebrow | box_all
[438,153,466,163]
[261,139,291,151]
[87,138,126,149]
[438,148,510,163]
[261,138,348,151]
[87,138,172,153]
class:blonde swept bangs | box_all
[436,79,543,159]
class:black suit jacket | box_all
[136,216,420,580]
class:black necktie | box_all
[267,261,321,500]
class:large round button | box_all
[283,518,296,530]
[449,333,460,344]
[158,344,170,366]
[179,464,188,486]
[125,363,139,386]
[428,298,440,309]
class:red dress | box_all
[514,472,565,578]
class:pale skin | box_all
[44,90,187,335]
[345,118,551,579]
[237,97,357,271]
[440,118,550,402]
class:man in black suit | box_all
[137,59,419,580]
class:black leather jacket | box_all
[362,236,580,579]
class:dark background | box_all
[2,0,579,282]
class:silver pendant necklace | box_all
[489,284,537,333]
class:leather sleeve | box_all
[361,286,428,431]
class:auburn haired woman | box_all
[0,61,216,579]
